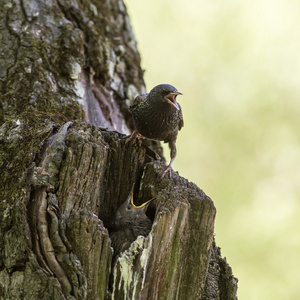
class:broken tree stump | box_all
[0,0,237,298]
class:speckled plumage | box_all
[129,84,184,177]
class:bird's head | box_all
[114,185,154,223]
[150,84,182,111]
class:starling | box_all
[109,186,153,262]
[129,84,184,178]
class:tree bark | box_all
[0,0,237,299]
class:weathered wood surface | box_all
[201,240,238,300]
[112,163,216,299]
[0,0,237,299]
[26,121,216,299]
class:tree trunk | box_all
[0,0,237,299]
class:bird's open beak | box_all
[131,194,154,211]
[165,92,182,111]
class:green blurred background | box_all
[125,0,300,299]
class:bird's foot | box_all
[161,157,175,178]
[125,131,144,143]
[161,164,172,178]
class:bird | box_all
[128,84,184,178]
[109,185,153,263]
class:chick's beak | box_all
[131,194,154,212]
[165,92,182,111]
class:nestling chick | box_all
[109,186,153,263]
[129,84,184,178]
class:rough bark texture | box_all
[201,240,238,300]
[0,0,238,299]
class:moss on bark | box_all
[0,0,237,299]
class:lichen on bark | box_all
[0,0,237,299]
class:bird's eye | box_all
[127,205,132,210]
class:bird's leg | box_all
[125,130,145,143]
[161,140,177,178]
[161,157,175,178]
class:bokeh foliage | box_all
[125,0,300,299]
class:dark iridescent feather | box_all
[129,84,183,177]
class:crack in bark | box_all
[37,190,72,296]
[28,122,76,297]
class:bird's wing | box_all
[178,103,184,130]
[130,93,148,110]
